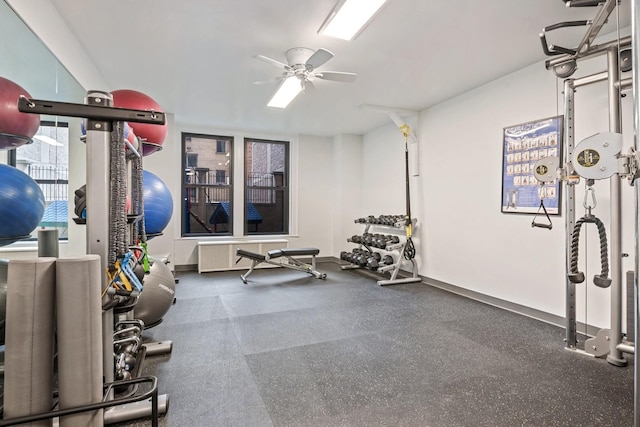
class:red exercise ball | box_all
[111,89,167,148]
[0,76,40,149]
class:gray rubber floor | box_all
[120,261,634,426]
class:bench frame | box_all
[235,248,327,283]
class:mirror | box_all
[0,0,85,242]
[0,0,86,412]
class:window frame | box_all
[243,137,290,236]
[181,132,234,237]
[8,119,70,242]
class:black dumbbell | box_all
[357,253,368,266]
[382,255,394,265]
[366,257,379,270]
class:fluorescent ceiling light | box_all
[267,77,302,108]
[33,134,63,146]
[318,0,389,41]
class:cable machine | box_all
[540,0,640,424]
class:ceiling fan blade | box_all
[305,48,334,70]
[302,80,315,94]
[315,71,357,83]
[254,54,291,71]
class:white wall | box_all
[295,134,335,253]
[359,54,636,328]
[332,134,364,254]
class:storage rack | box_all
[341,216,422,286]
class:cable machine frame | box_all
[543,1,640,424]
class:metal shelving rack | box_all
[341,217,422,286]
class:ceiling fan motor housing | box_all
[286,47,315,67]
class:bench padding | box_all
[237,248,320,261]
[280,248,320,257]
[236,248,265,261]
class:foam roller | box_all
[56,255,103,427]
[4,258,56,426]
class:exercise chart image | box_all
[501,115,563,214]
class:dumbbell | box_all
[345,252,355,263]
[382,255,394,265]
[387,235,400,244]
[356,218,367,223]
[366,252,382,269]
[359,253,369,264]
[350,235,361,244]
[340,251,348,261]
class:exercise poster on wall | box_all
[501,115,563,215]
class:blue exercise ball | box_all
[143,170,172,235]
[0,164,45,246]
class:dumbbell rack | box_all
[341,216,422,286]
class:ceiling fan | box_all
[254,47,357,106]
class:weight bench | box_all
[235,247,327,284]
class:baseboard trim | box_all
[175,264,197,272]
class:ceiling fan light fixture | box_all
[267,76,302,108]
[318,0,390,41]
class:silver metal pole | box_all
[607,46,627,367]
[574,71,608,88]
[632,0,640,423]
[85,91,115,389]
[565,78,578,349]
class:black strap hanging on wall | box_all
[400,125,416,260]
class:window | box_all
[216,140,226,153]
[182,133,233,235]
[8,120,69,240]
[244,138,289,235]
[215,170,226,184]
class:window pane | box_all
[14,120,69,240]
[182,133,233,236]
[244,138,289,235]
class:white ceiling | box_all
[49,0,630,136]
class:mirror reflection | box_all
[0,0,86,413]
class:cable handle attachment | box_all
[567,214,611,288]
[531,198,553,230]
